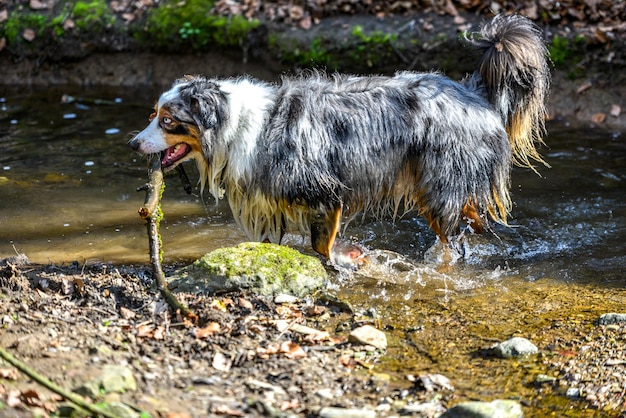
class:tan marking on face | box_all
[156,106,203,154]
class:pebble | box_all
[348,325,387,350]
[274,293,299,304]
[440,400,523,418]
[318,406,376,418]
[598,313,626,325]
[492,337,538,358]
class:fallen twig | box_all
[138,157,197,322]
[0,346,118,418]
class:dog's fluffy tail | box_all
[466,14,550,170]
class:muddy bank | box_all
[1,11,625,129]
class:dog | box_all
[130,14,550,266]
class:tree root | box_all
[137,157,197,323]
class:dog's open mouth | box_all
[161,143,191,170]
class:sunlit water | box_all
[1,87,625,287]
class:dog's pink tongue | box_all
[162,144,189,167]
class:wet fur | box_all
[130,14,550,259]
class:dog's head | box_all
[130,75,227,171]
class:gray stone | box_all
[492,337,538,358]
[319,406,376,418]
[169,242,328,297]
[348,325,387,350]
[598,313,626,325]
[100,364,137,393]
[440,400,523,418]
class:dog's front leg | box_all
[310,203,365,268]
[309,203,342,259]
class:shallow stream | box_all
[1,86,625,416]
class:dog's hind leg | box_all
[310,204,343,259]
[461,201,484,234]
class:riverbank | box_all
[1,2,625,129]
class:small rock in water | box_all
[440,400,523,418]
[348,325,387,350]
[492,337,538,358]
[598,313,626,325]
[318,406,376,418]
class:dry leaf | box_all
[339,354,357,368]
[29,0,48,10]
[0,368,19,380]
[280,341,306,359]
[152,325,165,340]
[237,297,253,310]
[211,404,244,416]
[120,306,136,320]
[576,82,592,94]
[212,352,231,372]
[590,113,606,123]
[210,299,228,312]
[22,29,36,42]
[275,305,302,318]
[306,305,326,316]
[280,399,300,411]
[194,322,221,339]
[610,104,621,117]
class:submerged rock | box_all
[492,337,538,358]
[441,400,523,418]
[348,325,387,350]
[169,242,328,297]
[598,313,626,325]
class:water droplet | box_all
[84,161,95,166]
[63,113,77,119]
[63,223,70,227]
[105,128,120,135]
[3,166,9,171]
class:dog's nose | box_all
[129,138,140,151]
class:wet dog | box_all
[130,14,550,266]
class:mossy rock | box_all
[169,242,328,297]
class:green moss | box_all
[140,0,260,51]
[349,25,398,68]
[0,1,117,51]
[273,35,336,68]
[171,242,327,296]
[2,13,47,44]
[71,0,116,32]
[549,34,587,77]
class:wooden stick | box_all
[0,346,118,418]
[137,157,197,322]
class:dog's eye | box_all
[160,116,176,129]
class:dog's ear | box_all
[190,94,217,129]
[189,86,226,131]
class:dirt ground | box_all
[0,256,456,418]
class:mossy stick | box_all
[137,157,197,322]
[0,346,118,418]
